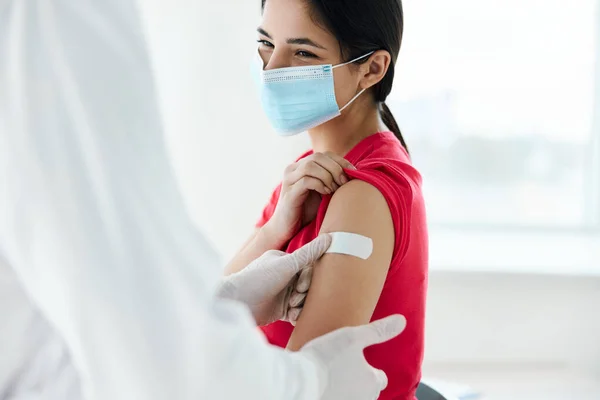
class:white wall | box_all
[139,0,310,258]
[425,272,600,374]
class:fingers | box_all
[288,176,332,196]
[312,152,357,187]
[284,234,332,274]
[301,315,406,360]
[268,235,329,290]
[321,151,357,174]
[259,249,287,261]
[286,266,312,324]
[289,160,337,192]
[372,367,388,392]
[295,266,313,293]
[310,153,346,187]
[349,315,407,349]
[287,265,311,307]
[288,307,302,326]
[284,153,356,193]
[289,290,306,308]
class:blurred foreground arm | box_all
[0,1,316,398]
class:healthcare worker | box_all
[0,1,407,400]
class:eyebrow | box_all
[257,27,327,50]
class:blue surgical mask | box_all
[252,51,374,136]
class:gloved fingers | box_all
[372,367,388,392]
[289,289,306,308]
[351,315,407,349]
[282,273,298,306]
[260,249,287,262]
[312,315,406,355]
[295,268,312,294]
[295,266,313,293]
[284,233,332,274]
[287,306,302,326]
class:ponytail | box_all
[380,102,409,154]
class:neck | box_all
[308,98,388,156]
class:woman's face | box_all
[258,0,364,108]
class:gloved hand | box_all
[287,265,313,325]
[216,234,331,326]
[298,314,407,400]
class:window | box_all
[389,0,600,229]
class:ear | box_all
[358,50,392,91]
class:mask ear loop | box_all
[339,88,368,112]
[331,50,376,69]
[334,51,376,112]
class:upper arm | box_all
[286,180,395,351]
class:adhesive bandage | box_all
[325,232,373,260]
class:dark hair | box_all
[261,0,408,153]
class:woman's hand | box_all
[263,152,356,245]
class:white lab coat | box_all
[0,256,81,400]
[0,1,319,399]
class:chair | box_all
[416,380,461,400]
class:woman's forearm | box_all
[224,222,289,275]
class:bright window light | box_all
[390,0,598,229]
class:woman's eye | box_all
[257,40,274,48]
[297,50,317,58]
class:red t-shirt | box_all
[256,131,428,400]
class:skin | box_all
[226,0,396,350]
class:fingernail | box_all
[348,164,357,170]
[325,187,332,194]
[340,175,349,185]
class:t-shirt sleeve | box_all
[255,183,282,228]
[344,161,417,271]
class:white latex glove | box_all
[217,234,331,326]
[287,266,313,325]
[300,314,407,400]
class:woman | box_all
[226,0,428,398]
